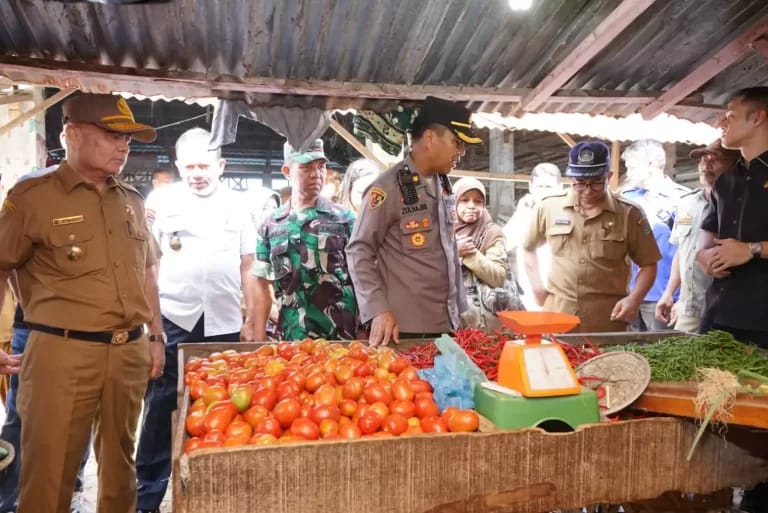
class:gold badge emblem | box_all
[404,220,420,231]
[410,232,426,247]
[369,187,387,209]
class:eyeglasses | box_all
[572,181,606,192]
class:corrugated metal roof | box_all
[1,0,767,123]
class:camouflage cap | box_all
[283,139,328,164]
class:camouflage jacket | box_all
[254,198,357,340]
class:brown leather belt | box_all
[27,323,143,345]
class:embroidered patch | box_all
[404,220,420,230]
[52,215,85,226]
[2,199,15,213]
[369,187,387,209]
[421,217,431,229]
[410,232,426,247]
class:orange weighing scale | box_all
[473,311,601,431]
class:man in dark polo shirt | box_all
[696,87,768,513]
[697,87,768,351]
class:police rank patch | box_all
[369,187,387,209]
[410,232,426,248]
[2,199,15,213]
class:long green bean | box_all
[609,330,768,382]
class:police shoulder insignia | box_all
[369,187,387,209]
[2,199,15,213]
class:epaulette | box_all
[615,194,645,213]
[115,179,143,198]
[5,173,53,198]
[539,190,568,203]
[680,188,702,199]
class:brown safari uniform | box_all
[0,161,155,513]
[521,189,661,332]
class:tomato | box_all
[441,406,460,425]
[286,370,306,389]
[299,338,315,354]
[203,429,226,443]
[319,419,339,436]
[203,385,229,406]
[353,361,375,378]
[390,400,416,419]
[299,403,313,418]
[255,344,276,357]
[374,368,392,382]
[250,433,278,445]
[185,411,206,437]
[225,420,253,440]
[254,418,282,438]
[250,388,278,411]
[184,436,203,453]
[333,365,354,385]
[448,410,480,433]
[342,378,364,400]
[363,383,392,405]
[414,398,439,419]
[264,359,287,376]
[368,401,389,420]
[230,386,252,413]
[189,397,207,414]
[357,412,382,435]
[277,381,301,400]
[391,379,414,401]
[185,357,203,373]
[414,391,434,401]
[404,425,423,435]
[349,345,369,362]
[189,380,208,401]
[204,406,237,433]
[407,417,421,428]
[310,405,341,424]
[421,416,449,433]
[339,422,362,439]
[382,413,408,436]
[290,417,320,440]
[273,398,301,428]
[314,384,337,407]
[208,352,226,362]
[410,379,433,394]
[229,367,257,384]
[243,405,269,428]
[389,356,410,375]
[305,372,326,393]
[206,400,237,418]
[339,399,358,418]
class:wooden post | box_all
[557,133,576,148]
[328,119,387,171]
[488,129,516,225]
[0,88,75,137]
[610,140,621,191]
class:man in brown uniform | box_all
[521,141,661,332]
[0,94,165,513]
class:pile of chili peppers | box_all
[400,331,605,384]
[399,328,518,380]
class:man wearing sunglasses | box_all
[521,141,661,332]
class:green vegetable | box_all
[0,447,8,459]
[610,330,768,382]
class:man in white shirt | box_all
[136,127,257,513]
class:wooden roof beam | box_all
[640,17,768,120]
[518,0,659,113]
[0,88,75,137]
[750,37,768,59]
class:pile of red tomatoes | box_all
[183,340,481,452]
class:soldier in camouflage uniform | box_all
[253,140,357,341]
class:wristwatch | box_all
[749,242,762,259]
[148,333,167,343]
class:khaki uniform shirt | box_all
[346,156,466,333]
[521,189,661,332]
[0,161,156,330]
[669,189,711,321]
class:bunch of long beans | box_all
[611,330,768,382]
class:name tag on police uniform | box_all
[52,215,85,226]
[555,218,571,225]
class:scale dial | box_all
[522,345,579,392]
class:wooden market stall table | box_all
[171,341,768,513]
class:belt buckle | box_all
[111,330,130,345]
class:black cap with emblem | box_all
[411,96,482,145]
[565,141,611,178]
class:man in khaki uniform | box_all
[0,94,165,513]
[521,141,661,332]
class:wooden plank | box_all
[610,140,621,191]
[0,92,33,106]
[632,382,768,430]
[556,133,576,148]
[328,118,387,170]
[0,88,75,137]
[519,0,660,112]
[640,16,768,119]
[750,36,768,59]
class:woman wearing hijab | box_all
[454,177,520,329]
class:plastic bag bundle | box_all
[417,335,488,411]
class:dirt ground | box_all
[0,406,173,513]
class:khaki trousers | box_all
[545,294,629,333]
[17,330,150,513]
[0,339,9,405]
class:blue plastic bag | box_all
[417,335,486,411]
